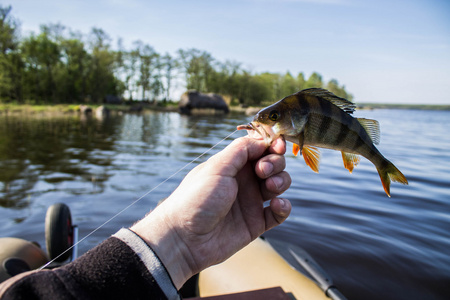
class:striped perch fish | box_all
[237,88,408,197]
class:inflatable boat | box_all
[0,204,346,299]
[196,237,346,300]
[0,203,78,283]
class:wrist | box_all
[130,205,194,290]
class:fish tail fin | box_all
[377,161,408,197]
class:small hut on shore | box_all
[178,91,229,115]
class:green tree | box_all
[114,38,127,100]
[326,79,353,101]
[150,55,163,101]
[87,28,118,103]
[0,6,354,106]
[38,25,62,103]
[20,28,61,103]
[121,44,139,101]
[216,60,242,101]
[297,72,305,91]
[161,52,177,102]
[234,70,251,105]
[0,5,23,102]
[280,72,298,97]
[177,48,215,92]
[305,72,323,89]
[242,72,274,106]
[134,41,159,101]
[59,35,89,102]
[259,72,282,101]
[0,5,17,54]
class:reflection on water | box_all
[0,110,449,299]
[0,115,117,208]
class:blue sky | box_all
[7,0,450,104]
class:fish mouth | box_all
[237,122,273,146]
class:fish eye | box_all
[269,110,280,121]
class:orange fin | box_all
[302,146,321,173]
[341,152,361,174]
[293,144,300,156]
[377,161,408,197]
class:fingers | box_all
[203,136,287,178]
[264,198,291,230]
[268,137,286,155]
[206,137,267,177]
[260,171,291,200]
[254,147,290,200]
[199,135,290,200]
[255,154,286,179]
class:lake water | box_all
[0,109,449,299]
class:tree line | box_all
[0,5,353,106]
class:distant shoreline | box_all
[0,102,449,116]
[0,103,178,116]
[233,103,450,116]
[356,103,450,111]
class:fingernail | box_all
[261,162,273,177]
[279,198,285,208]
[272,176,283,190]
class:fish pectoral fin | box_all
[293,144,300,156]
[341,152,361,174]
[302,146,321,173]
[357,118,380,145]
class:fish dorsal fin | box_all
[302,146,321,173]
[357,118,380,145]
[341,152,361,173]
[293,144,300,156]
[299,88,356,114]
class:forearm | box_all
[0,229,180,300]
[130,205,195,290]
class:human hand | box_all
[131,136,291,289]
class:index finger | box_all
[204,136,268,177]
[204,136,286,178]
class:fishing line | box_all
[40,129,239,270]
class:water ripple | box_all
[0,110,449,299]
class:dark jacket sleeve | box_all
[0,231,178,300]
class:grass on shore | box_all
[0,103,82,114]
[0,103,180,115]
[1,102,449,115]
